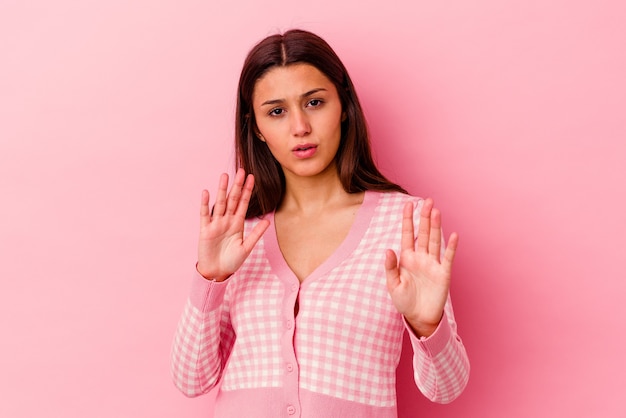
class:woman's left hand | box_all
[384,198,458,338]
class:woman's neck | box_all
[280,168,355,216]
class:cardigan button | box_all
[286,363,294,372]
[286,320,293,330]
[287,405,296,415]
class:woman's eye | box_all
[308,99,323,107]
[269,108,284,116]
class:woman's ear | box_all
[341,111,347,122]
[254,128,266,142]
[248,114,265,142]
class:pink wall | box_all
[1,1,624,417]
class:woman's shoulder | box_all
[368,190,424,211]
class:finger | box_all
[429,208,442,260]
[212,173,229,217]
[416,198,433,253]
[401,202,416,252]
[200,189,210,225]
[384,249,401,290]
[442,232,459,269]
[225,168,246,215]
[235,173,255,218]
[242,219,270,254]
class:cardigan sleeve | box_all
[170,270,235,397]
[404,295,470,403]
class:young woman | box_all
[171,29,469,417]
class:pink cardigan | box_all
[171,191,469,417]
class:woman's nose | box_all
[291,109,311,137]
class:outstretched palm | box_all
[385,198,458,337]
[197,169,269,281]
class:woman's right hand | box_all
[197,168,270,281]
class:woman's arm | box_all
[385,198,469,402]
[170,273,235,396]
[171,169,268,396]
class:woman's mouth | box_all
[293,144,318,159]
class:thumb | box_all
[242,219,270,254]
[384,249,401,291]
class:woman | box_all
[171,29,469,417]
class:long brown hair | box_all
[236,29,407,218]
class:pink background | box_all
[1,1,625,417]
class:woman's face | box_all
[252,63,344,182]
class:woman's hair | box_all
[236,29,407,218]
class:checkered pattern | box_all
[171,191,469,410]
[219,259,285,390]
[170,297,232,396]
[413,300,471,403]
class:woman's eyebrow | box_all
[260,88,328,106]
[301,87,327,97]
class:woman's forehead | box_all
[252,64,335,103]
